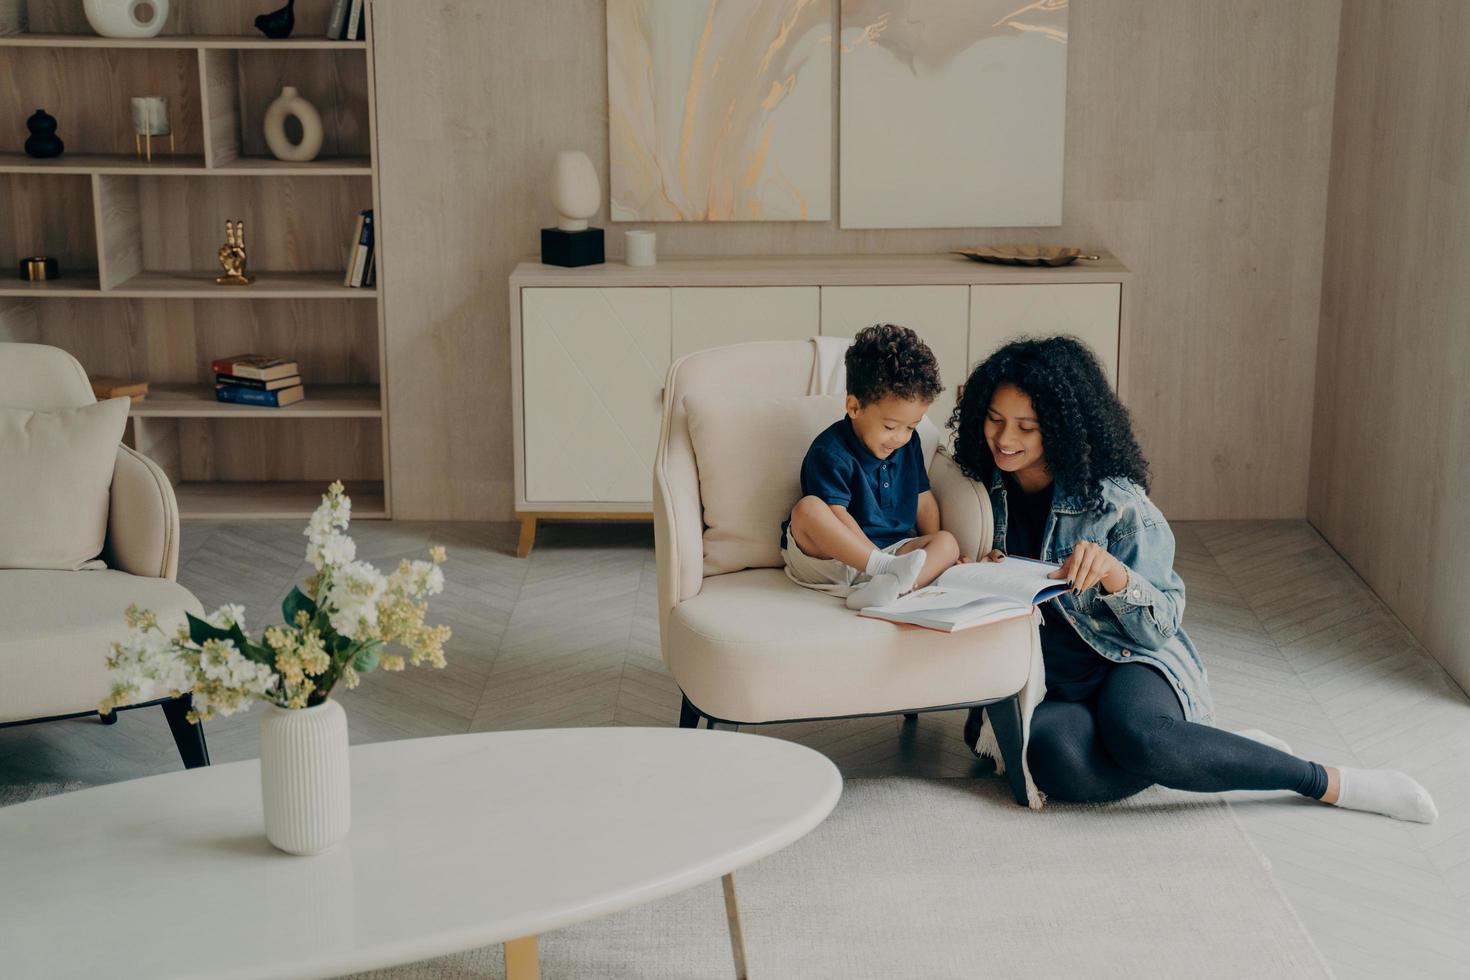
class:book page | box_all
[929,555,1069,606]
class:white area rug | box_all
[351,776,1332,979]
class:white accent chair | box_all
[0,343,208,768]
[653,340,1036,804]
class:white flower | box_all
[312,532,356,571]
[388,559,445,598]
[206,604,247,632]
[322,560,387,640]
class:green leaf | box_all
[352,642,381,673]
[185,611,233,647]
[282,586,317,627]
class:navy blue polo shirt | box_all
[781,417,930,550]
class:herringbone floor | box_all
[3,519,1468,978]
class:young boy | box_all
[781,323,963,610]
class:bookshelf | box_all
[0,0,389,519]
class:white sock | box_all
[864,549,927,594]
[1330,767,1438,824]
[1232,728,1293,756]
[847,573,901,610]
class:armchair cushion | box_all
[667,568,1036,723]
[0,569,203,723]
[686,392,845,576]
[0,397,130,571]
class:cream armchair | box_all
[654,340,1036,804]
[0,343,208,768]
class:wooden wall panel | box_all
[179,418,381,482]
[0,49,203,156]
[1308,0,1470,692]
[236,50,370,160]
[0,173,97,270]
[0,297,38,342]
[373,0,1340,521]
[136,174,371,271]
[33,298,379,384]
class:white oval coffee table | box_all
[0,727,841,980]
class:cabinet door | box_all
[969,284,1121,389]
[521,288,670,503]
[820,285,969,428]
[671,287,819,359]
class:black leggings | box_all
[1026,661,1329,803]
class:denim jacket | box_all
[988,469,1217,727]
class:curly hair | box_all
[846,323,944,406]
[947,335,1150,514]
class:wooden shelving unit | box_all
[0,0,390,520]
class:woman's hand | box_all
[979,549,1004,562]
[1049,539,1129,594]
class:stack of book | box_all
[345,208,375,288]
[325,0,367,40]
[212,355,305,408]
[89,376,149,404]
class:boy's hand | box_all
[979,549,1004,562]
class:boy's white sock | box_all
[847,573,901,610]
[1330,767,1438,823]
[865,549,926,593]
[1232,728,1293,755]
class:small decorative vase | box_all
[83,0,169,38]
[549,150,600,232]
[254,0,295,39]
[263,86,324,163]
[24,109,63,159]
[259,698,350,855]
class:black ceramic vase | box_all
[24,110,63,159]
[255,0,295,39]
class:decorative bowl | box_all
[951,245,1101,267]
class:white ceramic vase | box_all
[259,698,350,856]
[263,86,324,163]
[549,150,600,232]
[83,0,169,38]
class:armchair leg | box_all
[708,719,739,732]
[903,712,918,722]
[678,694,702,729]
[161,695,210,769]
[99,710,118,726]
[987,695,1029,806]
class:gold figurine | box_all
[215,220,255,286]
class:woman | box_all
[949,336,1437,823]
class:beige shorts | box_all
[782,534,914,598]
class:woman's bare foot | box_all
[1321,765,1340,804]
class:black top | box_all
[781,418,930,550]
[1001,471,1113,702]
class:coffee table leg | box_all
[722,873,749,979]
[505,935,539,980]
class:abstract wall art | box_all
[839,0,1069,229]
[607,0,833,222]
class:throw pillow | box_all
[0,397,129,570]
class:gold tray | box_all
[951,245,1101,267]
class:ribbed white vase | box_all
[259,699,350,856]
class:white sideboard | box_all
[510,252,1130,557]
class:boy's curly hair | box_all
[846,324,943,406]
[947,335,1151,514]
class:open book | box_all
[859,555,1071,632]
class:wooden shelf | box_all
[132,384,382,419]
[111,271,374,298]
[0,271,102,296]
[175,481,386,520]
[0,153,371,176]
[0,35,366,50]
